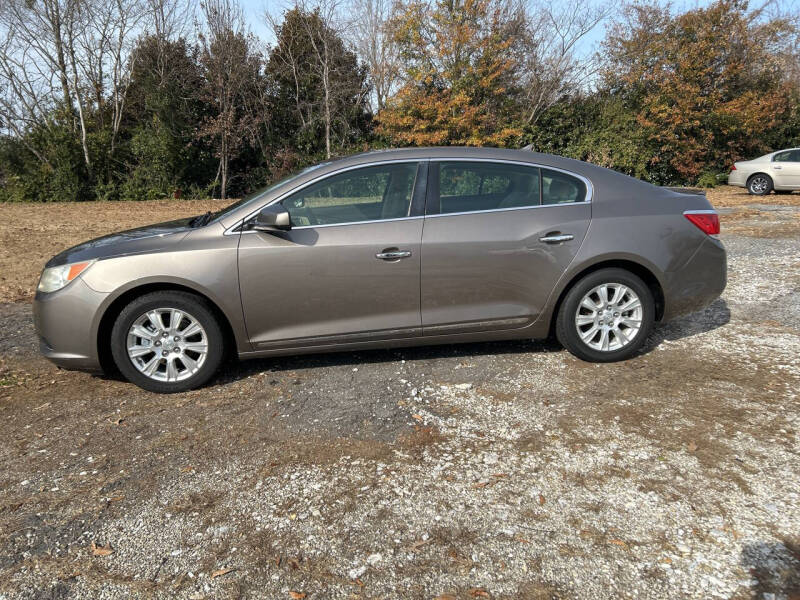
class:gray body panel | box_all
[33,147,727,372]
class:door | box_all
[421,160,591,335]
[772,149,800,188]
[238,161,425,349]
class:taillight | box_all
[684,211,720,235]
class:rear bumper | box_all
[728,170,747,188]
[33,278,107,371]
[662,236,727,320]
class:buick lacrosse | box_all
[34,148,726,392]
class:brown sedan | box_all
[33,148,726,392]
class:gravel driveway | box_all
[0,204,798,599]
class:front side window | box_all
[541,168,587,205]
[773,150,800,162]
[281,162,418,226]
[438,162,541,214]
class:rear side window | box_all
[773,150,800,162]
[437,162,540,214]
[541,169,587,205]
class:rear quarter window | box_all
[541,169,587,205]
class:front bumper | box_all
[662,236,727,321]
[33,278,108,371]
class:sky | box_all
[238,0,799,60]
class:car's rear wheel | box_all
[747,174,773,196]
[556,268,655,362]
[111,291,225,393]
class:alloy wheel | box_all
[126,308,208,382]
[574,283,643,352]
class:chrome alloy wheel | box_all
[574,283,643,352]
[126,308,208,382]
[749,175,770,194]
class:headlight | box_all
[37,261,94,293]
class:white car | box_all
[728,148,800,195]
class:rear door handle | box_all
[539,234,574,244]
[376,249,412,260]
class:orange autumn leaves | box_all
[376,0,523,147]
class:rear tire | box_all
[747,174,773,196]
[111,291,225,393]
[556,268,655,363]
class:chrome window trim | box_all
[224,156,594,235]
[430,157,594,214]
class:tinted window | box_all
[437,162,540,214]
[281,163,418,226]
[774,150,800,162]
[541,169,587,205]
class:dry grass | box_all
[0,199,228,303]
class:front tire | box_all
[556,268,655,363]
[747,174,773,196]
[111,291,225,393]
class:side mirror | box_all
[252,205,291,232]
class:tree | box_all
[377,0,526,146]
[198,0,267,199]
[266,3,370,159]
[347,0,400,112]
[601,0,799,183]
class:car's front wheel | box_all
[556,268,655,362]
[111,291,225,393]
[747,174,773,196]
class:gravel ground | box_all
[0,198,798,600]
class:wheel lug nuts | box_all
[161,350,168,356]
[174,336,180,342]
[155,341,161,347]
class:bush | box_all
[696,171,719,188]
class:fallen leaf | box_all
[687,441,698,452]
[288,592,306,599]
[609,539,628,548]
[435,595,457,600]
[491,473,508,478]
[111,417,125,425]
[210,567,236,579]
[108,495,125,502]
[287,557,301,570]
[180,466,195,473]
[538,494,546,505]
[469,588,490,598]
[412,414,423,421]
[90,542,113,557]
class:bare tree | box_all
[347,0,399,113]
[521,0,613,125]
[0,0,157,178]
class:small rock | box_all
[348,565,367,579]
[366,553,382,566]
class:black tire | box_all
[747,173,773,196]
[111,291,225,393]
[555,268,655,363]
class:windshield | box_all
[209,163,328,223]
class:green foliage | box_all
[696,172,720,188]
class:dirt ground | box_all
[0,186,798,599]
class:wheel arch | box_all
[546,258,665,338]
[746,171,773,186]
[96,282,239,374]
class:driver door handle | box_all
[376,249,412,260]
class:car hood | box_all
[45,217,196,268]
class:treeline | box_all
[0,0,798,202]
